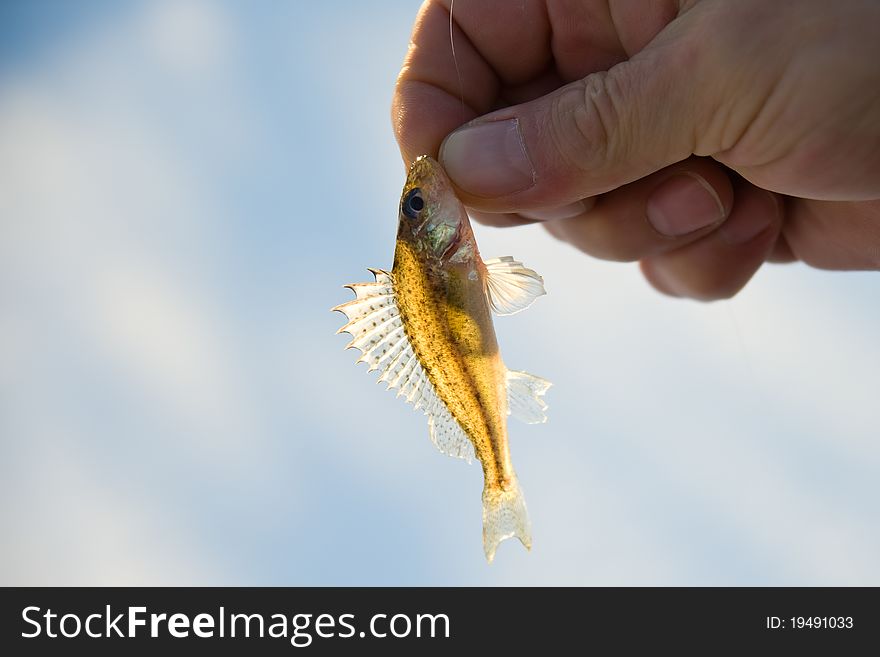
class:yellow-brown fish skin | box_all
[393,156,527,558]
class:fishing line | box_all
[449,0,466,122]
[725,300,760,400]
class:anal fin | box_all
[506,369,551,424]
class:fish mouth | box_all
[409,154,441,173]
[407,155,452,190]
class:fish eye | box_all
[402,188,425,219]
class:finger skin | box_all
[540,157,733,261]
[392,0,677,166]
[392,1,493,164]
[782,199,880,270]
[469,210,542,228]
[393,0,552,165]
[438,48,702,213]
[640,182,783,301]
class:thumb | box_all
[438,22,714,212]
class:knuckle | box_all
[548,70,629,173]
[574,74,613,165]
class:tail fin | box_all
[482,476,531,563]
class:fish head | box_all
[397,155,477,263]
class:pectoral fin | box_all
[484,256,546,315]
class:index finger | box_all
[392,0,551,166]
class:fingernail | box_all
[646,172,725,237]
[519,198,593,221]
[440,118,536,197]
[718,191,776,245]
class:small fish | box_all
[333,156,551,562]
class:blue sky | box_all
[1,0,879,585]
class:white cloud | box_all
[1,429,224,585]
[142,0,234,79]
[0,1,276,584]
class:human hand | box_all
[392,0,880,300]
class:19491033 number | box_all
[790,617,853,629]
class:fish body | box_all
[334,156,550,562]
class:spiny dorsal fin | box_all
[333,269,475,463]
[506,369,551,424]
[483,256,546,315]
